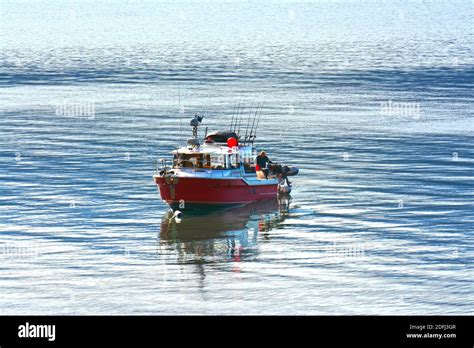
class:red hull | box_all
[154,176,277,206]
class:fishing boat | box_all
[153,107,298,210]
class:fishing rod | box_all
[232,100,241,132]
[249,104,258,142]
[251,103,263,144]
[243,103,254,144]
[247,103,259,144]
[230,102,236,131]
[236,102,243,137]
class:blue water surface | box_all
[0,0,472,314]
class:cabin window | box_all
[203,154,211,169]
[241,147,255,173]
[210,154,224,170]
[228,154,241,169]
[173,153,231,170]
[173,153,206,169]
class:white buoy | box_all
[172,210,183,223]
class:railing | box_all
[156,158,171,175]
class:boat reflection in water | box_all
[158,196,291,265]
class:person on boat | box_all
[256,151,271,179]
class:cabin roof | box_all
[205,130,239,143]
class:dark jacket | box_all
[256,155,270,169]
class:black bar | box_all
[0,316,472,347]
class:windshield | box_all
[173,153,240,170]
[173,153,225,170]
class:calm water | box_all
[0,0,473,314]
